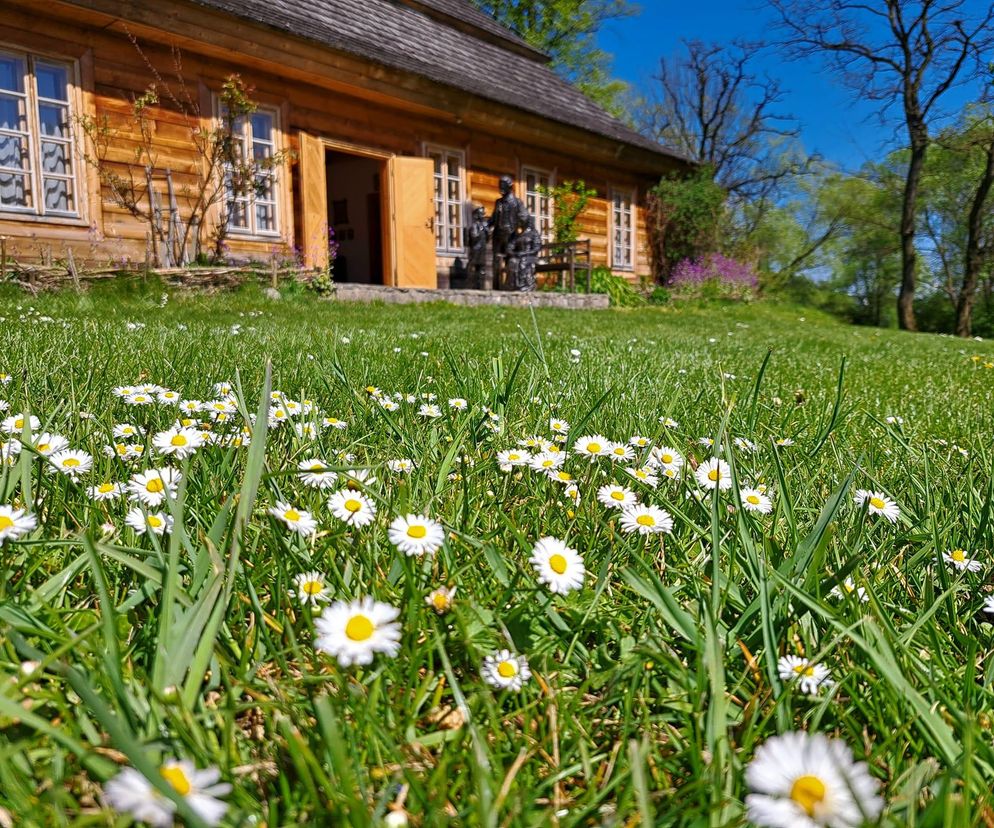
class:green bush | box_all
[589,266,645,307]
[648,286,671,305]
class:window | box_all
[611,188,635,271]
[0,50,78,217]
[425,145,465,253]
[522,167,554,243]
[224,108,280,236]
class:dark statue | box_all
[507,214,540,291]
[466,205,489,289]
[487,174,527,290]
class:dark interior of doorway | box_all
[326,150,384,284]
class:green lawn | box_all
[1,284,993,827]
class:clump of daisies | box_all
[104,758,231,827]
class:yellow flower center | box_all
[146,478,165,493]
[951,549,966,562]
[636,514,655,527]
[746,495,760,505]
[792,664,816,677]
[284,509,300,522]
[310,463,324,471]
[302,579,323,595]
[160,765,192,796]
[708,469,720,482]
[587,442,601,453]
[344,499,362,513]
[407,524,427,539]
[37,443,49,452]
[869,497,885,510]
[0,516,13,531]
[148,515,163,528]
[556,472,572,481]
[541,459,553,467]
[98,483,114,493]
[171,434,187,447]
[63,458,80,467]
[790,774,827,817]
[345,614,374,641]
[610,491,624,501]
[497,660,517,678]
[14,418,23,428]
[549,553,568,574]
[432,592,449,610]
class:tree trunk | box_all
[897,135,927,331]
[955,135,994,338]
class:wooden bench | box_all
[534,239,592,292]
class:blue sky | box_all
[597,1,974,172]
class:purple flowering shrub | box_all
[668,253,758,301]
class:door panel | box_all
[388,156,436,288]
[297,131,328,270]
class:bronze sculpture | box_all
[466,205,489,289]
[507,214,540,291]
[487,174,527,290]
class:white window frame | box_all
[521,165,554,244]
[0,48,81,220]
[424,143,466,255]
[610,187,635,272]
[217,100,283,238]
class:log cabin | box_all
[0,0,693,288]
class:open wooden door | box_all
[298,132,328,270]
[388,156,436,288]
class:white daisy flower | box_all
[387,458,415,473]
[573,434,610,459]
[497,449,530,470]
[607,442,635,462]
[629,435,652,449]
[529,536,585,594]
[323,416,348,430]
[124,392,155,406]
[943,549,982,572]
[88,481,125,501]
[50,449,93,477]
[2,414,40,434]
[740,487,773,514]
[650,445,684,471]
[178,400,204,415]
[113,423,143,439]
[549,418,570,435]
[298,459,338,490]
[294,571,331,605]
[529,451,563,473]
[0,505,37,543]
[745,731,882,827]
[547,468,575,485]
[128,468,181,507]
[829,577,868,603]
[774,437,795,447]
[853,489,900,523]
[659,416,679,428]
[125,507,173,536]
[481,649,531,691]
[624,466,659,488]
[695,458,732,491]
[153,426,205,459]
[448,398,468,410]
[425,585,456,614]
[327,489,377,527]
[982,595,994,614]
[104,759,231,828]
[619,504,673,535]
[314,596,401,666]
[268,502,317,536]
[777,656,834,696]
[596,483,638,509]
[157,389,181,405]
[32,433,69,456]
[387,514,445,557]
[418,403,442,418]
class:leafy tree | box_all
[470,0,636,115]
[538,180,598,244]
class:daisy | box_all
[529,451,563,473]
[607,442,635,462]
[0,440,20,464]
[777,656,834,696]
[88,481,124,501]
[379,398,400,412]
[774,437,795,447]
[659,416,679,428]
[388,514,446,557]
[112,385,137,398]
[294,571,332,605]
[178,400,204,415]
[327,489,377,527]
[853,490,900,523]
[153,426,205,459]
[740,487,773,514]
[104,759,231,828]
[50,449,93,478]
[745,731,882,827]
[529,537,585,594]
[425,585,456,614]
[497,449,530,469]
[573,434,609,459]
[298,459,338,490]
[323,416,348,430]
[625,466,659,488]
[268,502,317,536]
[113,423,143,439]
[943,548,982,572]
[547,468,575,484]
[695,458,732,491]
[32,433,69,456]
[2,414,40,434]
[448,398,468,410]
[0,505,37,543]
[342,468,377,489]
[387,458,415,473]
[549,417,569,435]
[481,649,531,691]
[597,483,638,509]
[314,596,401,666]
[651,446,684,471]
[733,437,758,453]
[124,392,155,406]
[983,595,994,614]
[125,507,173,536]
[418,403,442,418]
[129,468,181,507]
[157,389,181,405]
[206,399,237,419]
[829,577,868,603]
[619,504,673,535]
[629,435,652,449]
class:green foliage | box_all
[469,0,635,115]
[646,167,726,281]
[538,179,597,244]
[589,265,645,306]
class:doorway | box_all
[326,150,385,283]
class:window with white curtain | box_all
[522,166,553,244]
[0,50,78,217]
[425,145,465,254]
[223,107,281,236]
[611,188,634,271]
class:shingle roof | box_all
[187,0,690,164]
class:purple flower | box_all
[669,254,758,290]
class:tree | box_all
[470,0,636,115]
[770,0,994,332]
[634,39,810,234]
